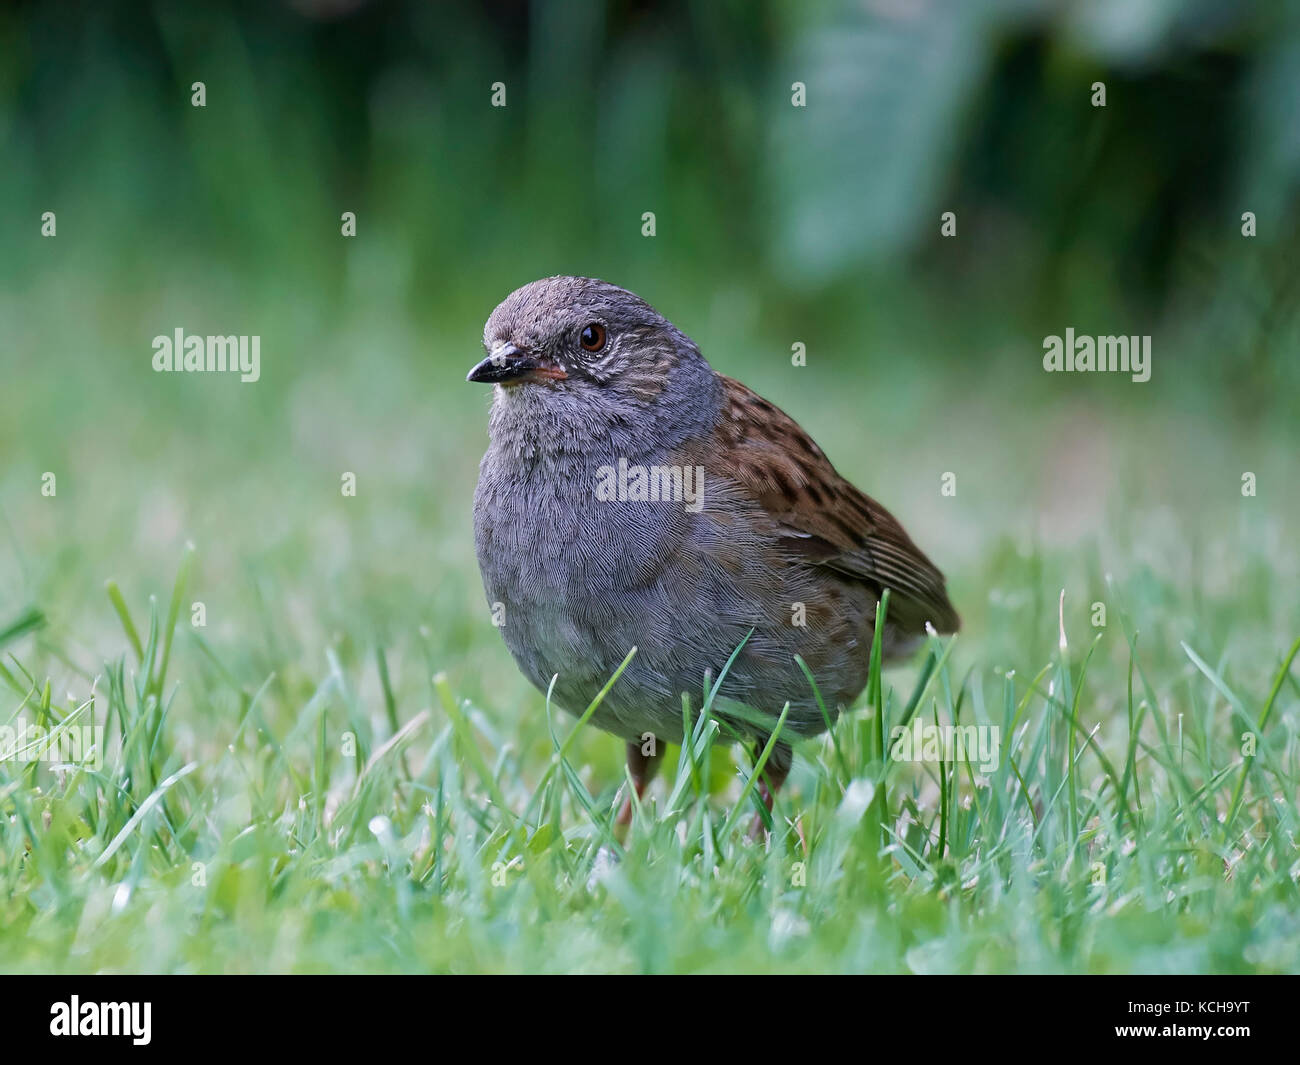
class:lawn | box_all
[1,267,1297,973]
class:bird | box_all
[468,276,958,834]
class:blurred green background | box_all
[1,0,1297,761]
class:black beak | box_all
[466,343,566,384]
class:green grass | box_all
[1,518,1297,973]
[1,259,1297,974]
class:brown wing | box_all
[711,375,959,635]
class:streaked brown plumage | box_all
[469,276,958,833]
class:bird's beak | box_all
[467,343,568,385]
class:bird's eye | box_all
[579,323,607,352]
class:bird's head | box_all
[469,276,719,456]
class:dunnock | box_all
[469,276,958,829]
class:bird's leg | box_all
[616,739,663,828]
[748,740,793,840]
